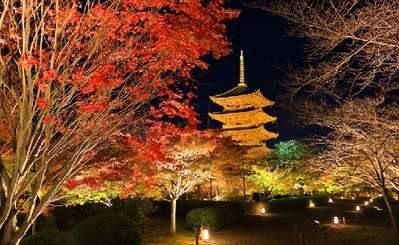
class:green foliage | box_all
[63,184,120,205]
[185,205,238,231]
[268,195,329,213]
[247,166,287,198]
[72,213,141,245]
[21,230,71,245]
[248,140,318,197]
[268,140,315,170]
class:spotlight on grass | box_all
[364,201,369,206]
[309,200,315,208]
[333,216,339,224]
[328,198,333,203]
[355,205,360,211]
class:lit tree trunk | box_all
[382,187,398,234]
[1,213,19,245]
[170,198,177,235]
[242,172,246,201]
[209,179,213,201]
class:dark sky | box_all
[195,1,307,141]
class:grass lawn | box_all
[305,224,399,245]
[141,200,399,245]
[141,219,195,245]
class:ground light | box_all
[202,229,209,240]
[356,205,361,211]
[364,201,369,205]
[309,200,315,208]
[370,198,373,203]
[328,198,333,203]
[261,207,266,214]
[333,216,339,224]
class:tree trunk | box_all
[170,198,177,235]
[382,187,398,234]
[242,173,246,201]
[1,213,20,245]
[209,179,213,201]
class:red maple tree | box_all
[0,0,238,243]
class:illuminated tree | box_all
[208,137,246,200]
[247,140,315,199]
[259,0,399,101]
[307,99,399,233]
[0,1,238,243]
[247,166,286,200]
[143,125,219,234]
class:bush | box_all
[22,229,71,245]
[185,205,238,231]
[85,198,156,222]
[72,213,141,245]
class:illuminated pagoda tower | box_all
[209,50,278,159]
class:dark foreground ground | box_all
[142,199,399,245]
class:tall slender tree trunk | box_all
[382,187,398,234]
[209,179,213,201]
[170,198,177,235]
[242,173,246,200]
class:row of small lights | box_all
[314,197,378,224]
[256,196,381,230]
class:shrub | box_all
[21,229,71,245]
[72,213,141,245]
[85,198,156,222]
[185,205,238,231]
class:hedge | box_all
[185,205,239,231]
[21,229,71,245]
[53,198,154,230]
[153,199,265,218]
[268,195,330,213]
[72,213,141,245]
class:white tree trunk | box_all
[170,199,177,235]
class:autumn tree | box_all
[142,124,219,234]
[247,140,315,199]
[208,137,246,200]
[0,0,238,243]
[306,99,399,233]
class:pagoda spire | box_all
[239,50,246,87]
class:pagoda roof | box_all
[209,108,277,129]
[210,90,274,112]
[213,83,250,98]
[223,126,278,146]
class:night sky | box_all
[196,1,306,142]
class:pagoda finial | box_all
[239,50,246,86]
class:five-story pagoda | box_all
[209,51,278,159]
